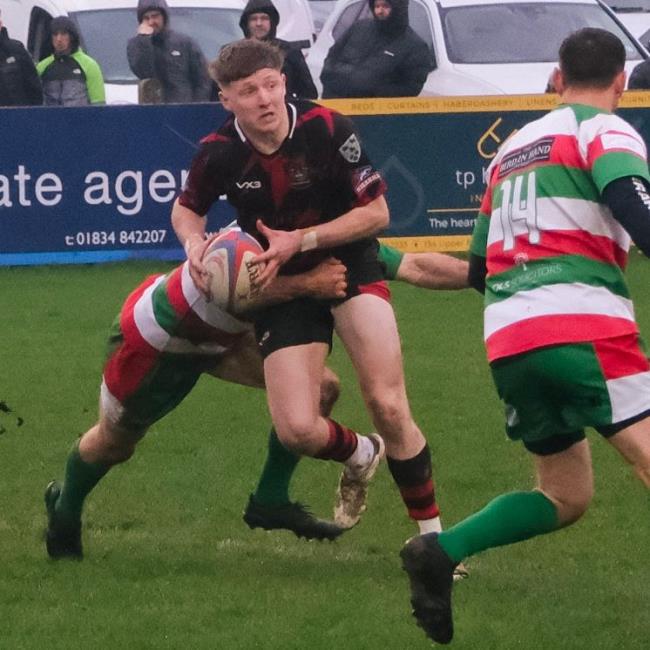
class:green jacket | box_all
[37,49,105,105]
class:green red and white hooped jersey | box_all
[470,103,650,363]
[119,261,251,356]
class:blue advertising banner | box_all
[2,94,650,265]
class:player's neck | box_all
[560,88,619,113]
[245,112,290,155]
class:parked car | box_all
[4,0,315,104]
[603,1,650,41]
[308,0,337,32]
[308,0,648,96]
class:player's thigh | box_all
[254,296,333,361]
[491,343,612,451]
[533,438,594,524]
[332,293,406,395]
[606,416,650,487]
[206,330,265,389]
[263,342,329,433]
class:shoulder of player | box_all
[200,118,238,148]
[294,100,353,137]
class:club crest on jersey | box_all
[339,134,361,163]
[286,157,311,189]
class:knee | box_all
[319,375,340,417]
[92,423,143,465]
[548,485,593,526]
[275,415,320,455]
[366,389,408,433]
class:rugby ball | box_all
[202,229,264,314]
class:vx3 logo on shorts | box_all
[236,180,262,190]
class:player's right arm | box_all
[172,140,229,294]
[171,199,211,294]
[396,252,469,289]
[466,178,492,295]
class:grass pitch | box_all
[0,256,649,649]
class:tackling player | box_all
[401,28,650,644]
[44,252,351,558]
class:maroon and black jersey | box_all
[178,100,387,274]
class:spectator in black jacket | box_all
[628,59,650,90]
[127,0,212,103]
[239,0,317,99]
[321,0,433,99]
[0,10,43,106]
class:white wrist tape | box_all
[300,230,318,252]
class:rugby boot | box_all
[44,480,83,559]
[334,433,385,528]
[243,495,345,541]
[400,532,456,645]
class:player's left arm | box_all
[254,113,388,287]
[254,194,388,288]
[590,119,650,257]
[602,176,650,256]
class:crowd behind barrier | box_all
[0,0,439,108]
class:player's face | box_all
[220,68,287,137]
[373,0,392,20]
[52,31,72,55]
[248,13,272,40]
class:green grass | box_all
[1,257,649,649]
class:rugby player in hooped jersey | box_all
[401,28,650,645]
[173,39,446,544]
[44,250,352,558]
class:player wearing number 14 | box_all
[402,28,650,644]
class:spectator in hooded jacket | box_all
[0,9,43,107]
[627,59,650,90]
[239,0,317,99]
[36,17,104,106]
[321,0,433,99]
[127,0,212,104]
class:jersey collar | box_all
[233,102,297,144]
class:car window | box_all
[441,3,643,64]
[332,1,368,40]
[72,8,242,84]
[331,0,433,49]
[603,0,650,9]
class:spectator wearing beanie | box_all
[36,16,105,106]
[127,0,212,104]
[239,0,317,99]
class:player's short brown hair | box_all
[559,28,625,89]
[209,39,284,86]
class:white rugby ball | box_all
[202,229,264,314]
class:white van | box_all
[308,0,648,96]
[4,0,315,103]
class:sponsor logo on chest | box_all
[236,180,262,190]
